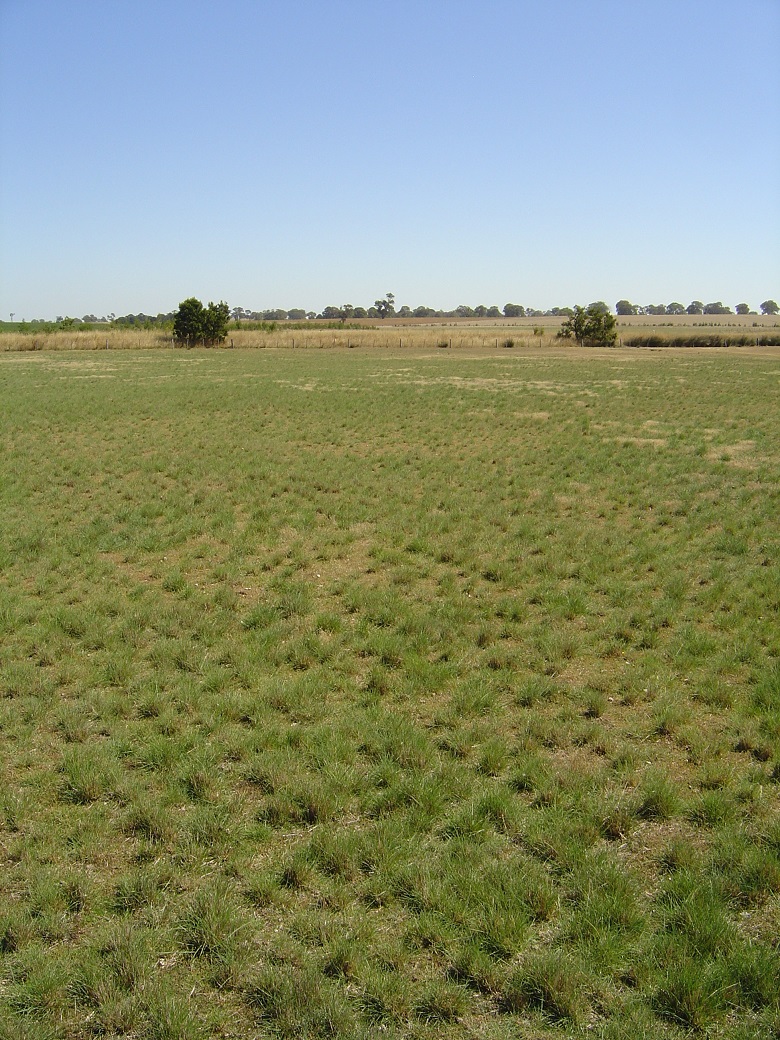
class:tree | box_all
[687,301,704,315]
[203,301,230,342]
[588,301,610,315]
[340,304,354,323]
[615,300,637,315]
[173,297,230,346]
[735,303,750,315]
[320,306,341,320]
[487,306,502,318]
[666,302,685,315]
[645,304,666,316]
[374,293,395,319]
[760,300,779,315]
[503,303,525,317]
[173,298,203,344]
[703,302,732,315]
[559,304,617,347]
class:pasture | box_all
[0,344,779,1038]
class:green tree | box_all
[503,303,525,317]
[735,303,750,315]
[174,298,205,344]
[686,301,704,315]
[559,304,617,347]
[666,302,685,315]
[374,293,395,319]
[203,300,230,342]
[615,300,637,315]
[173,297,230,346]
[760,299,779,315]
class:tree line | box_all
[13,297,779,332]
[617,300,778,316]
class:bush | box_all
[558,305,617,347]
[173,297,230,346]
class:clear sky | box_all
[1,0,778,319]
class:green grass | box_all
[0,344,779,1038]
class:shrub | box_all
[559,305,617,347]
[173,297,230,347]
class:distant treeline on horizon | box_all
[9,297,779,329]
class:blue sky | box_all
[1,0,778,318]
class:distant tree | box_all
[503,303,525,317]
[321,306,341,320]
[374,293,395,319]
[615,300,637,315]
[340,304,354,323]
[666,302,685,315]
[760,299,779,315]
[735,303,750,315]
[474,305,488,318]
[456,305,475,318]
[367,307,379,318]
[559,304,617,348]
[413,306,435,318]
[487,306,502,318]
[397,305,412,318]
[353,307,367,319]
[588,301,610,315]
[645,304,666,316]
[703,302,732,315]
[173,297,230,346]
[686,301,704,315]
[287,309,306,320]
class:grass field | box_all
[1,344,779,1039]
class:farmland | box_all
[1,312,779,355]
[1,343,779,1038]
